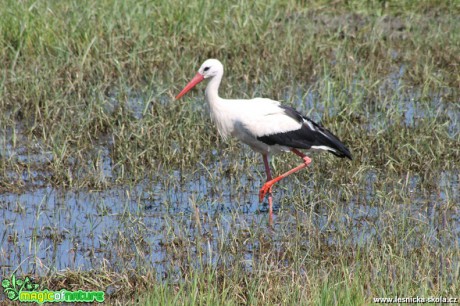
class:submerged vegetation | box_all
[0,0,459,304]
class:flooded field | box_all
[1,0,459,303]
[1,169,459,273]
[1,91,458,282]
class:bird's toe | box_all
[258,183,273,203]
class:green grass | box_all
[1,0,458,190]
[0,0,459,305]
[139,197,458,305]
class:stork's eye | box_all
[204,67,210,72]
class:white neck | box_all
[205,72,223,107]
[204,70,233,139]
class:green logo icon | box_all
[2,274,39,301]
[2,274,105,304]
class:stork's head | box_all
[176,59,223,100]
[198,59,223,79]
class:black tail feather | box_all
[257,106,352,160]
[303,116,352,160]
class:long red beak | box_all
[175,72,205,100]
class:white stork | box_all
[176,59,352,222]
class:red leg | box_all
[259,149,312,203]
[262,154,274,224]
[291,148,311,163]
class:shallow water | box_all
[1,75,459,278]
[0,151,458,278]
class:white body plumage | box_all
[177,58,352,160]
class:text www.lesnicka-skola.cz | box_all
[373,296,458,304]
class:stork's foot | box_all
[259,182,274,203]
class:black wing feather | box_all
[257,106,352,160]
